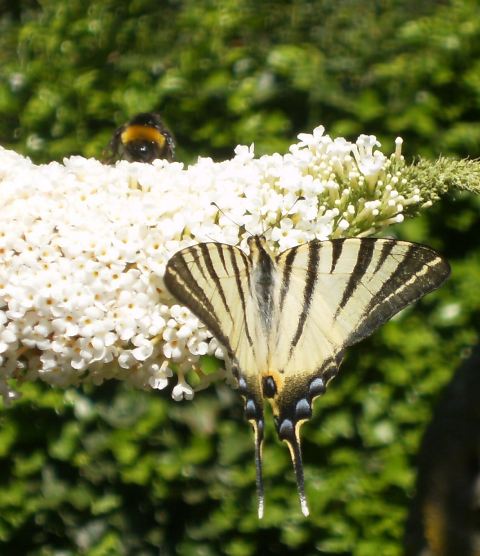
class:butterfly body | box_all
[164,234,450,517]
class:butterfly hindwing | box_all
[164,235,450,517]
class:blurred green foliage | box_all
[0,0,479,554]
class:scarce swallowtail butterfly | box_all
[164,235,450,518]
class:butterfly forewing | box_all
[164,242,268,383]
[273,238,449,359]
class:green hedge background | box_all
[0,1,479,554]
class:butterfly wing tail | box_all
[253,418,265,518]
[241,376,266,518]
[270,373,332,517]
[278,419,310,516]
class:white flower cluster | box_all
[0,126,425,403]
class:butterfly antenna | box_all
[261,195,306,237]
[210,202,250,237]
[253,419,265,518]
[279,421,310,517]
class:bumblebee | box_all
[106,112,175,163]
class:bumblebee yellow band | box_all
[121,125,166,145]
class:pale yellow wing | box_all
[269,238,450,422]
[164,241,268,378]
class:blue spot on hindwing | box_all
[295,398,312,419]
[309,378,325,398]
[279,419,294,439]
[238,377,247,392]
[245,399,256,419]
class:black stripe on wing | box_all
[289,242,321,353]
[330,238,345,273]
[346,241,450,346]
[373,239,396,273]
[279,247,297,307]
[199,243,233,321]
[335,239,375,316]
[164,245,237,354]
[229,245,255,349]
[215,242,229,274]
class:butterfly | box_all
[164,235,450,517]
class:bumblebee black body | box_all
[106,112,175,163]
